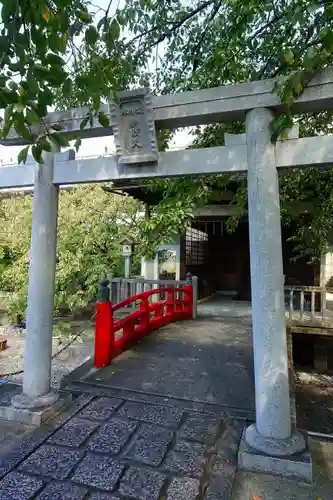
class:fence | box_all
[107,275,198,317]
[284,286,333,326]
[94,279,195,368]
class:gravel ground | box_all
[0,322,94,388]
[295,371,333,434]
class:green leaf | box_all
[49,32,60,53]
[18,146,29,165]
[46,66,67,86]
[283,49,294,65]
[1,121,11,139]
[58,32,69,53]
[26,109,40,125]
[98,112,110,128]
[85,26,99,45]
[39,89,53,107]
[14,103,25,113]
[80,115,91,130]
[8,81,18,91]
[45,53,65,65]
[97,17,105,30]
[33,64,51,75]
[50,132,70,148]
[13,113,33,141]
[63,78,72,96]
[92,94,101,112]
[78,9,92,23]
[32,144,43,164]
[4,104,13,124]
[110,19,121,41]
[38,136,52,152]
[0,35,8,51]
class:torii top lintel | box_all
[1,68,333,146]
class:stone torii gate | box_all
[2,69,333,479]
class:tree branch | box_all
[191,0,223,74]
[128,0,215,51]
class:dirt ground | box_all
[0,320,94,388]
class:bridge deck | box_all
[84,298,255,414]
[68,297,333,436]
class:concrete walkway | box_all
[0,297,332,499]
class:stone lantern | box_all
[121,238,134,278]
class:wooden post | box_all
[140,296,150,332]
[289,290,294,322]
[166,289,175,317]
[183,284,193,318]
[94,279,114,368]
[192,275,198,319]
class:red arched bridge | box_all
[94,277,197,368]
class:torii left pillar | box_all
[12,149,60,410]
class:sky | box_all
[0,0,193,166]
[0,128,194,166]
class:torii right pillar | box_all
[238,107,312,482]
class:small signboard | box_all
[109,89,158,165]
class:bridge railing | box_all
[94,280,195,368]
[284,285,333,325]
[107,275,198,318]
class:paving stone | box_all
[179,414,222,444]
[47,418,99,447]
[119,467,166,500]
[19,445,83,480]
[204,471,235,500]
[0,471,44,499]
[37,482,88,499]
[166,477,200,499]
[117,401,183,428]
[212,455,237,476]
[88,418,137,455]
[78,397,123,421]
[124,424,173,467]
[163,440,206,477]
[88,495,119,500]
[0,394,95,481]
[212,421,243,472]
[71,453,123,491]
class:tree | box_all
[117,0,333,262]
[0,0,147,161]
[0,187,142,320]
[2,0,333,261]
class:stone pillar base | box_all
[238,428,313,483]
[11,390,60,410]
[245,423,306,457]
[0,392,72,426]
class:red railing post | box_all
[140,296,150,332]
[94,279,114,368]
[166,288,175,318]
[154,290,164,323]
[183,284,193,318]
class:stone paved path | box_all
[0,391,245,499]
[4,297,333,498]
[0,298,252,499]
